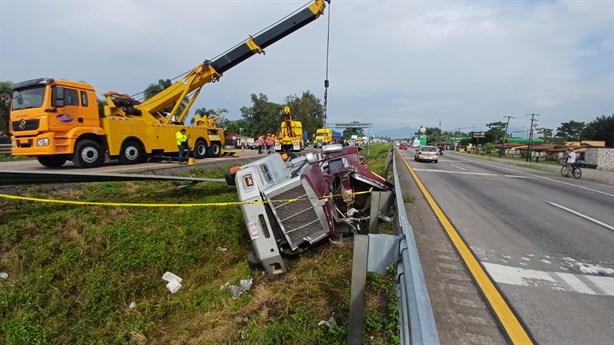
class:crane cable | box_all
[323,1,332,129]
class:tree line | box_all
[418,116,614,147]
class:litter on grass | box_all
[162,271,183,293]
[228,278,253,299]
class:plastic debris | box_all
[228,278,253,299]
[162,271,183,294]
[318,315,337,330]
[129,302,136,310]
[0,272,7,279]
[378,212,393,223]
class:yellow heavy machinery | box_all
[274,106,303,152]
[9,0,329,168]
[313,128,342,148]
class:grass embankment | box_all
[0,144,398,344]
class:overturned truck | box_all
[226,144,394,274]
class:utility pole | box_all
[500,115,515,157]
[525,113,540,162]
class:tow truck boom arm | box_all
[212,0,328,74]
[112,0,328,123]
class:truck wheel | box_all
[194,139,207,159]
[73,139,103,168]
[119,140,145,164]
[37,155,67,168]
[207,142,221,157]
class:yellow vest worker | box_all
[176,130,188,146]
[176,129,192,164]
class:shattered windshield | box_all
[12,86,46,110]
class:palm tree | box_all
[0,81,13,138]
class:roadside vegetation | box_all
[0,144,398,344]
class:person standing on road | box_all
[266,134,275,154]
[257,134,265,154]
[565,147,576,177]
[176,128,192,164]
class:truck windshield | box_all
[12,86,46,110]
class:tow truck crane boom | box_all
[108,0,329,124]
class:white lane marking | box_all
[412,169,496,176]
[547,201,614,231]
[413,169,529,180]
[483,262,614,296]
[450,164,467,171]
[453,156,614,198]
[504,175,528,178]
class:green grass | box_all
[0,154,31,162]
[0,145,398,344]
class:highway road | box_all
[0,148,263,174]
[398,148,614,345]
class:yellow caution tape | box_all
[0,190,374,208]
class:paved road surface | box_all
[399,148,614,345]
[0,148,264,174]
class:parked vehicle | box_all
[313,128,343,148]
[415,145,439,163]
[274,106,304,152]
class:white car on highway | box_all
[414,145,439,163]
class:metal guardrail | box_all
[0,144,11,155]
[392,148,440,344]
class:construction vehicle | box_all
[9,0,329,168]
[225,144,394,274]
[313,128,342,148]
[274,106,303,152]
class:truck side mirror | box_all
[322,143,343,154]
[305,152,318,164]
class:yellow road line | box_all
[399,154,533,345]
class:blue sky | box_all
[1,0,612,137]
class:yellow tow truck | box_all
[9,0,329,168]
[274,106,304,152]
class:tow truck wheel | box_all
[207,142,221,157]
[194,139,207,159]
[119,140,145,164]
[37,155,67,168]
[73,139,103,168]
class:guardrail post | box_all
[348,234,369,345]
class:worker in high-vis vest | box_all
[176,128,192,164]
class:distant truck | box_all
[313,128,342,148]
[274,106,303,152]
